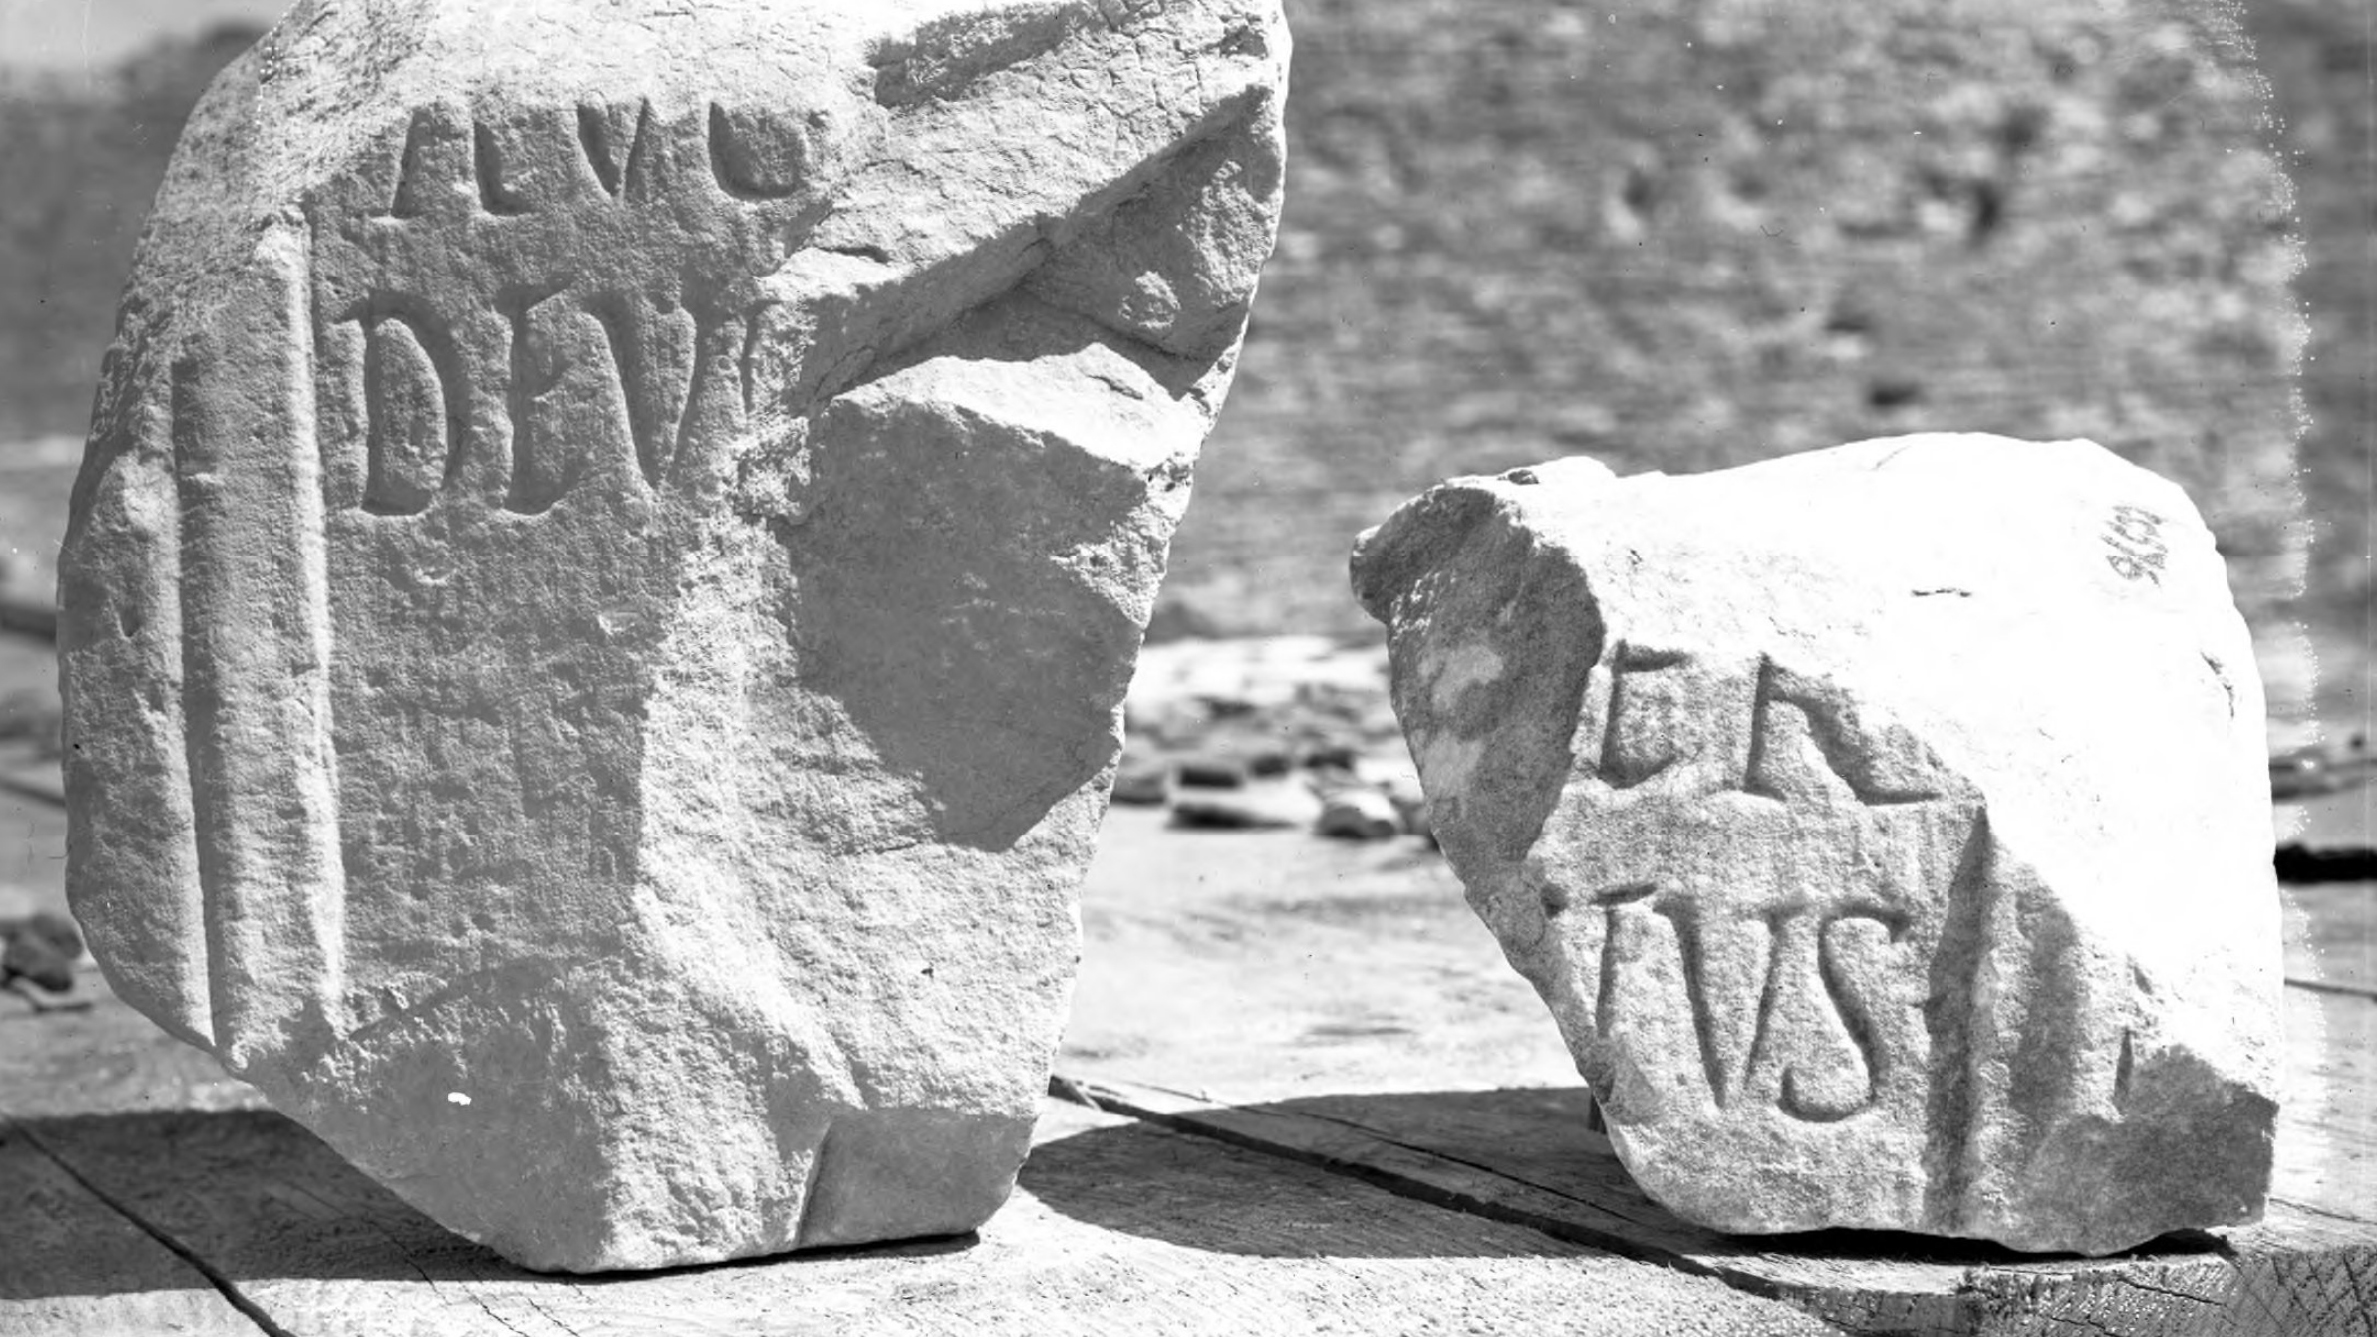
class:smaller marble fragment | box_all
[1111,757,1175,806]
[1351,434,2283,1255]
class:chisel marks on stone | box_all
[1920,812,1995,1231]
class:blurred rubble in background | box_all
[3,0,2367,747]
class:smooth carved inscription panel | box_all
[317,99,809,519]
[577,103,655,201]
[1554,646,1976,1129]
[1587,890,1911,1125]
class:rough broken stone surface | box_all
[1351,434,2283,1256]
[58,0,1285,1272]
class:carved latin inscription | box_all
[1599,644,1694,788]
[708,103,810,199]
[324,102,810,516]
[388,113,436,219]
[1596,646,1948,806]
[360,310,454,515]
[1358,431,2286,1250]
[578,101,655,200]
[1568,646,1972,1124]
[473,121,536,216]
[335,293,765,516]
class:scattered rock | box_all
[1175,757,1252,790]
[58,0,1287,1273]
[1171,783,1324,831]
[1303,760,1365,795]
[0,911,84,995]
[1317,788,1401,840]
[1244,747,1294,778]
[1111,758,1174,807]
[1353,434,2283,1256]
[1125,697,1218,750]
[1301,741,1363,772]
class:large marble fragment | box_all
[59,0,1285,1272]
[1351,435,2282,1255]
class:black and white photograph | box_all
[0,0,2370,1331]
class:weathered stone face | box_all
[1352,436,2283,1256]
[58,0,1286,1272]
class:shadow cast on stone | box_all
[4,1107,979,1300]
[1025,1087,2233,1269]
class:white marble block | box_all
[1352,434,2282,1255]
[59,0,1286,1272]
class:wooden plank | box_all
[1060,810,2377,1335]
[0,1123,262,1337]
[1063,1044,2374,1337]
[5,766,2365,1334]
[13,1096,1847,1337]
[2286,882,2377,994]
[0,977,1843,1336]
[2276,979,2377,1241]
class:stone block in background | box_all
[1353,434,2283,1255]
[57,0,1286,1272]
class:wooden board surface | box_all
[0,704,2370,1333]
[2288,881,2377,994]
[0,1123,259,1337]
[0,977,1836,1337]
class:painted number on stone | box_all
[2102,504,2167,586]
